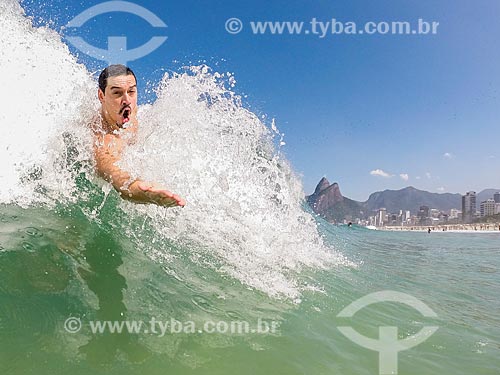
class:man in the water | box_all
[93,64,185,207]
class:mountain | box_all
[476,189,500,203]
[306,178,479,223]
[306,178,364,222]
[364,186,461,214]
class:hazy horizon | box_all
[307,177,500,202]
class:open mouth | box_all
[120,107,131,124]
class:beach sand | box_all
[381,223,500,233]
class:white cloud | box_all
[399,173,409,181]
[370,169,393,178]
[416,176,421,180]
[443,152,453,159]
[437,187,445,192]
[426,172,432,179]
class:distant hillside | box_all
[364,186,461,213]
[306,178,364,222]
[306,179,473,223]
[476,189,500,203]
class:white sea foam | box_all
[120,67,354,298]
[0,0,96,205]
[0,0,353,299]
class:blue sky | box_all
[22,0,500,201]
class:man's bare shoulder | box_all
[95,133,124,154]
[91,113,138,147]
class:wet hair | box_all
[98,64,137,93]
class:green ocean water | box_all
[1,199,499,375]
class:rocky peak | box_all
[308,178,344,214]
[314,177,331,194]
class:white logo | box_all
[65,1,167,65]
[225,18,243,34]
[337,291,438,375]
[64,317,82,334]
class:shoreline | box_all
[380,223,500,233]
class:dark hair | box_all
[98,64,137,93]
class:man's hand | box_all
[134,181,186,207]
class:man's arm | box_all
[94,134,185,207]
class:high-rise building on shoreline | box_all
[462,191,476,223]
[494,192,500,204]
[480,199,496,217]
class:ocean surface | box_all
[1,1,499,374]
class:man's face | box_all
[98,74,137,128]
